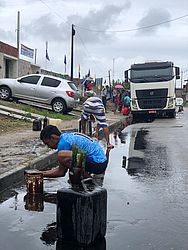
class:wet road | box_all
[0,109,188,249]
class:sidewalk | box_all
[0,104,131,193]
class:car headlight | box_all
[131,99,138,110]
[168,98,174,108]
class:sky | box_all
[0,0,188,83]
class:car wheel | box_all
[52,98,67,113]
[0,86,12,100]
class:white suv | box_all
[0,74,80,113]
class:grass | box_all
[0,100,74,120]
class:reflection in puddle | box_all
[24,193,44,212]
[126,128,170,180]
[24,192,57,212]
[56,237,106,250]
[41,222,57,246]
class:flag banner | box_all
[46,41,50,61]
[64,55,67,64]
[78,64,80,78]
[21,44,34,58]
[81,76,88,85]
[46,49,50,61]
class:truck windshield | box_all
[130,67,173,83]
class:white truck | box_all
[124,61,180,120]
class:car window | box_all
[41,77,61,87]
[68,81,78,91]
[20,76,40,85]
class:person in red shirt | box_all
[87,81,93,91]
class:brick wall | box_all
[0,41,18,58]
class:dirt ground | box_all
[0,114,81,175]
[0,114,32,135]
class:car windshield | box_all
[68,81,78,91]
[130,67,174,83]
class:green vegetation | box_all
[0,100,74,120]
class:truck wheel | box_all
[0,86,12,100]
[52,98,67,114]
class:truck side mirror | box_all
[175,67,180,79]
[124,70,128,82]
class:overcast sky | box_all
[0,0,188,82]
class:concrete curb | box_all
[0,115,131,193]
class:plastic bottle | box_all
[71,145,78,169]
[32,118,42,131]
[43,116,48,129]
[81,150,87,170]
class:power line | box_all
[39,0,68,25]
[75,14,188,33]
[75,30,108,75]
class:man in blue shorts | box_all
[81,96,114,149]
[39,125,109,178]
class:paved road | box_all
[105,107,188,250]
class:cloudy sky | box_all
[0,0,188,82]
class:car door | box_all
[35,76,61,103]
[14,75,41,100]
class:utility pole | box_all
[108,70,111,86]
[112,58,115,85]
[70,24,75,81]
[34,48,37,64]
[17,11,20,77]
[181,70,183,89]
[108,70,112,99]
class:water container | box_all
[57,187,107,246]
[32,118,42,131]
[25,170,43,194]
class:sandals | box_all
[107,144,114,149]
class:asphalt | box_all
[0,104,131,193]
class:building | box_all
[0,41,18,78]
[0,40,81,83]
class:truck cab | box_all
[124,61,180,120]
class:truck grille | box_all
[136,88,168,109]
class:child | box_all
[114,95,119,114]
